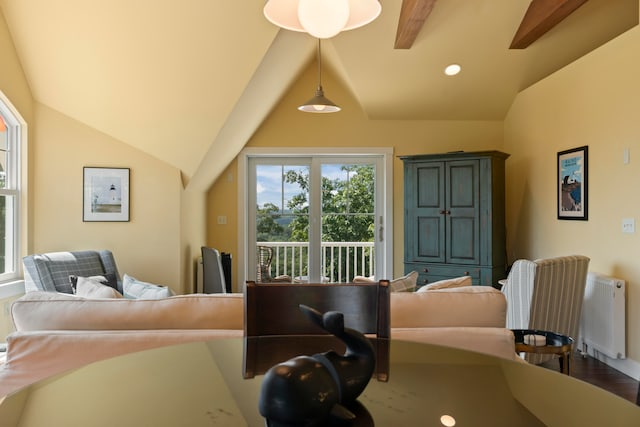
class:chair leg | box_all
[558,352,571,376]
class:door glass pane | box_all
[321,163,375,282]
[0,195,15,275]
[251,158,382,284]
[255,164,310,279]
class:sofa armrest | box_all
[0,329,242,397]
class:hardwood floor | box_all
[540,352,639,405]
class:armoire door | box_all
[405,161,445,264]
[445,159,480,265]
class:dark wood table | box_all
[1,338,638,426]
[512,329,574,375]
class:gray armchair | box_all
[201,247,227,294]
[23,250,122,294]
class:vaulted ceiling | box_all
[0,0,637,190]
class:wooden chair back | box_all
[243,280,390,380]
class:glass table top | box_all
[1,338,638,426]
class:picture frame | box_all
[83,167,130,222]
[557,146,588,220]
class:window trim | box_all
[0,91,25,286]
[238,147,393,289]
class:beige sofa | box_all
[0,286,516,397]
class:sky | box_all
[256,163,356,210]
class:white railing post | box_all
[257,241,374,283]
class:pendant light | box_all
[298,39,341,113]
[264,0,381,39]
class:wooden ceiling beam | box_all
[510,0,589,49]
[394,0,438,49]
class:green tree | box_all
[320,165,375,243]
[256,202,286,242]
[255,164,375,281]
[284,165,375,280]
[284,165,374,243]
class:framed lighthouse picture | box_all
[83,167,130,222]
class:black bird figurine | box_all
[258,304,375,427]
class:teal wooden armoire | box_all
[401,151,509,287]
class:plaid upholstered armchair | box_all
[501,255,590,364]
[23,250,122,294]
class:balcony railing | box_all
[257,241,375,283]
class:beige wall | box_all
[0,7,33,256]
[0,9,32,124]
[181,188,207,294]
[504,26,640,373]
[0,8,206,338]
[0,8,31,338]
[32,104,184,292]
[206,61,504,291]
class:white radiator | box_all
[579,272,626,359]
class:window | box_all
[239,148,393,285]
[0,94,22,283]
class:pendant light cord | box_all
[316,38,322,91]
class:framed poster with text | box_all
[557,146,588,220]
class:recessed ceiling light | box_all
[444,64,461,76]
[440,414,456,426]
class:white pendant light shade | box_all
[344,0,381,31]
[298,0,349,39]
[263,0,381,38]
[263,0,304,32]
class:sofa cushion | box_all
[70,273,118,293]
[389,271,419,292]
[417,275,472,291]
[75,276,124,299]
[122,274,174,299]
[11,292,244,331]
[353,272,419,292]
[390,286,507,328]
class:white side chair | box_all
[502,255,590,365]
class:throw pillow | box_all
[417,275,472,292]
[75,276,124,298]
[69,272,118,293]
[389,271,418,292]
[123,274,175,299]
[352,275,376,283]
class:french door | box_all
[243,150,391,284]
